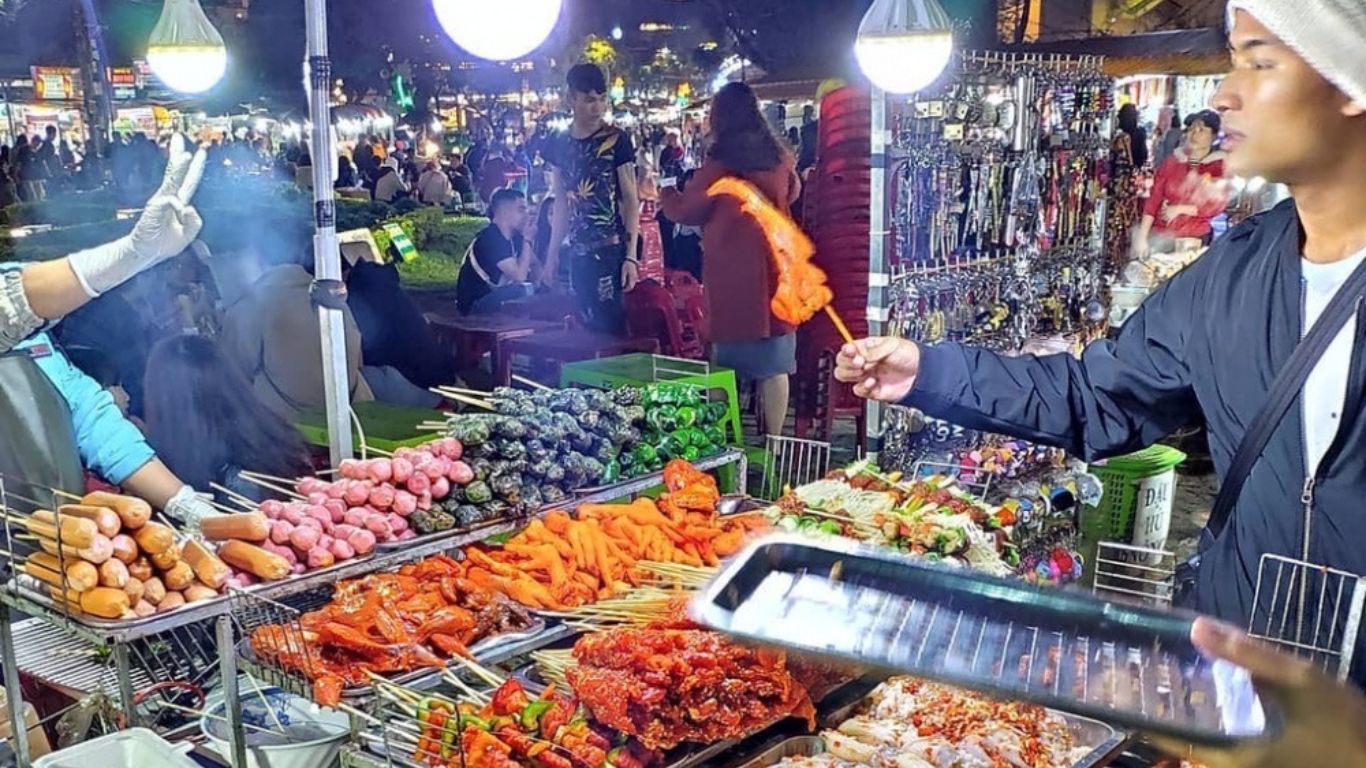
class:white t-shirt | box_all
[1301,248,1366,475]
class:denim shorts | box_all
[713,333,797,380]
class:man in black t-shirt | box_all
[456,188,535,315]
[543,63,641,335]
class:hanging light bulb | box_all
[146,0,227,94]
[432,0,562,62]
[855,0,954,95]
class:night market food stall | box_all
[0,374,1304,768]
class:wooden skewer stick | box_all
[512,374,552,391]
[233,475,304,501]
[156,701,291,737]
[244,672,288,734]
[439,670,490,704]
[209,483,258,511]
[237,470,301,486]
[430,389,496,411]
[823,304,856,346]
[361,444,394,457]
[335,702,383,726]
[434,385,491,397]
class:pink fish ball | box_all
[367,459,393,484]
[323,498,347,522]
[338,458,364,479]
[406,472,431,496]
[417,493,432,511]
[364,516,393,539]
[368,483,396,511]
[281,507,305,526]
[398,529,417,541]
[343,481,371,507]
[298,516,323,531]
[296,477,326,496]
[430,477,450,501]
[324,482,347,500]
[394,447,416,459]
[270,520,295,546]
[449,461,474,484]
[306,492,329,507]
[329,539,356,561]
[386,514,409,534]
[316,534,334,551]
[331,524,359,541]
[343,508,368,528]
[259,499,285,519]
[348,530,377,555]
[289,526,321,551]
[421,459,445,481]
[291,563,307,575]
[393,490,418,516]
[391,457,414,484]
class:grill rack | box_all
[228,586,334,700]
[1249,553,1366,682]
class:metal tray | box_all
[732,712,1125,768]
[236,616,548,700]
[733,735,827,767]
[692,536,1276,746]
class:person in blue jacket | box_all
[0,135,220,530]
[838,0,1366,690]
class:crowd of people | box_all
[0,126,89,204]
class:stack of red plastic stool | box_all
[793,85,871,445]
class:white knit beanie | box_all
[1227,0,1366,107]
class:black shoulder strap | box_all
[1206,254,1366,540]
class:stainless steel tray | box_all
[693,535,1274,746]
[734,735,827,767]
[732,712,1126,768]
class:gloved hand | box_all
[165,484,223,538]
[69,134,207,297]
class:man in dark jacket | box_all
[838,1,1366,687]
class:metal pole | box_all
[217,614,248,768]
[865,87,889,461]
[304,0,354,466]
[113,643,136,727]
[0,605,30,768]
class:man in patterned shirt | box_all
[544,63,641,335]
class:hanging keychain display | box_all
[879,52,1115,558]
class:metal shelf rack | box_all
[0,449,745,767]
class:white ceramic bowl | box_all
[200,686,350,768]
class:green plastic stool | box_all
[560,353,744,447]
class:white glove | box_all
[165,484,223,537]
[69,134,207,297]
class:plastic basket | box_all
[1084,444,1187,541]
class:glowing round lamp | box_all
[146,0,227,94]
[432,0,563,62]
[855,0,954,95]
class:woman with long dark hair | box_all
[143,335,312,502]
[660,81,801,437]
